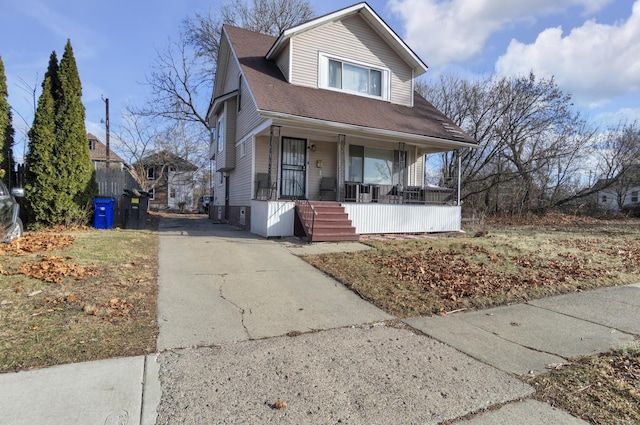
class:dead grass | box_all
[303,218,640,317]
[528,348,640,424]
[0,220,159,373]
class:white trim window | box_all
[217,115,225,153]
[319,53,389,101]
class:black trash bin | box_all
[122,189,149,229]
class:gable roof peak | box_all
[265,2,427,76]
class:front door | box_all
[280,137,307,199]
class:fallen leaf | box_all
[273,399,287,409]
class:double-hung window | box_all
[319,53,389,101]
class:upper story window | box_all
[147,167,156,180]
[319,53,389,101]
[217,116,225,153]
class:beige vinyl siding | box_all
[255,135,280,195]
[229,138,253,205]
[216,99,237,172]
[306,140,338,200]
[236,100,263,142]
[290,15,413,106]
[213,37,231,99]
[223,58,240,94]
[275,43,291,82]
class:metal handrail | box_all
[284,178,316,243]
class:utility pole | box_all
[103,97,110,166]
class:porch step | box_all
[297,202,359,242]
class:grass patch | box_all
[0,224,159,373]
[303,219,640,317]
[528,348,640,424]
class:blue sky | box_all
[1,0,638,162]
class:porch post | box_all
[398,142,406,190]
[338,134,346,201]
[457,149,462,206]
[268,125,280,199]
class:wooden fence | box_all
[95,167,140,226]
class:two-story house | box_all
[207,3,477,241]
[136,151,197,211]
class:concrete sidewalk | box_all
[1,216,638,424]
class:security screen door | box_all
[280,137,307,199]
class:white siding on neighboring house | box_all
[167,170,194,210]
[290,15,413,106]
[598,186,640,213]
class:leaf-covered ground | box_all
[303,218,640,317]
[0,224,159,372]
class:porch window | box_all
[348,145,405,185]
[319,53,389,100]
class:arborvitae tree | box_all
[26,73,58,224]
[56,39,96,215]
[0,56,16,187]
[26,42,96,226]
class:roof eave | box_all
[258,110,478,150]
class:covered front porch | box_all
[249,123,466,240]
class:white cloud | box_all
[388,0,613,66]
[495,1,640,106]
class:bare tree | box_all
[419,73,597,215]
[112,105,165,192]
[146,0,314,130]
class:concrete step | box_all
[310,232,361,242]
[297,201,359,242]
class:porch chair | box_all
[255,173,276,200]
[319,177,337,201]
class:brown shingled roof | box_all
[223,25,476,146]
[87,133,126,163]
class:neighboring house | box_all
[207,3,477,241]
[88,133,126,170]
[136,151,197,211]
[595,164,640,214]
[88,132,139,197]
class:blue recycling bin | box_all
[94,197,115,229]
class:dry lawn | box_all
[528,348,640,424]
[0,221,159,373]
[304,216,640,317]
